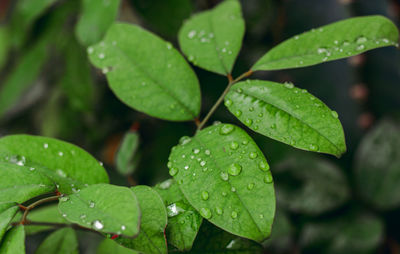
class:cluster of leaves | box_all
[0,0,399,253]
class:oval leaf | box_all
[252,15,399,71]
[116,130,140,175]
[224,80,346,157]
[355,119,400,209]
[154,179,203,251]
[75,0,121,46]
[0,162,55,203]
[0,226,25,254]
[168,124,275,242]
[117,185,168,254]
[178,0,245,75]
[35,228,78,254]
[58,183,140,237]
[88,23,201,121]
[0,204,18,242]
[25,205,69,235]
[0,135,109,194]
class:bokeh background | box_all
[0,0,400,253]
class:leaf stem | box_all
[196,70,253,131]
[20,196,60,225]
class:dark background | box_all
[0,0,399,253]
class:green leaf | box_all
[0,162,55,203]
[300,213,383,254]
[129,0,193,38]
[0,135,109,194]
[24,205,69,235]
[224,80,346,157]
[188,221,263,254]
[355,119,400,209]
[116,130,140,175]
[58,183,140,237]
[168,123,275,242]
[0,27,9,70]
[154,179,203,251]
[75,0,121,46]
[35,228,78,254]
[88,22,201,121]
[117,185,168,254]
[274,155,349,215]
[97,239,138,254]
[0,204,18,242]
[0,40,48,118]
[0,226,25,254]
[178,0,245,75]
[252,15,399,71]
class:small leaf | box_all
[25,205,69,235]
[0,226,25,254]
[0,40,48,118]
[116,130,140,175]
[178,0,245,75]
[0,135,109,194]
[75,0,121,46]
[88,23,201,121]
[0,27,9,70]
[35,228,78,254]
[58,184,140,237]
[0,204,19,242]
[189,221,263,254]
[168,124,275,242]
[225,80,346,157]
[252,15,399,71]
[0,162,55,203]
[97,239,138,254]
[154,179,203,251]
[274,155,349,215]
[117,185,168,254]
[355,119,400,209]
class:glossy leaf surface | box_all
[116,130,140,175]
[168,124,275,242]
[88,23,201,121]
[0,204,18,242]
[58,184,140,237]
[178,0,245,75]
[35,228,78,254]
[0,226,25,254]
[252,16,399,71]
[225,80,346,157]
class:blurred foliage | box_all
[0,0,399,253]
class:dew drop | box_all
[356,44,365,51]
[58,151,63,157]
[224,99,233,107]
[200,161,206,167]
[59,196,69,202]
[284,82,294,89]
[244,119,253,126]
[193,148,200,154]
[56,169,67,178]
[121,225,126,231]
[98,53,105,59]
[231,211,238,219]
[331,110,338,118]
[264,173,273,184]
[220,172,229,181]
[92,220,104,230]
[249,107,254,112]
[242,140,249,145]
[309,144,319,151]
[356,36,367,44]
[222,191,227,196]
[187,30,196,39]
[179,136,191,145]
[231,187,236,192]
[249,152,258,159]
[204,150,211,156]
[89,201,95,208]
[247,183,255,190]
[215,207,223,215]
[200,208,212,219]
[220,125,234,135]
[169,167,178,176]
[234,110,242,117]
[201,191,209,200]
[258,161,270,172]
[228,163,242,176]
[230,141,239,150]
[43,143,49,149]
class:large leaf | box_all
[35,228,78,254]
[0,40,48,118]
[252,15,399,71]
[354,119,400,209]
[0,135,109,194]
[24,205,69,235]
[0,226,25,254]
[0,162,55,203]
[97,239,138,254]
[88,23,201,121]
[58,184,140,237]
[75,0,121,46]
[274,155,349,215]
[168,123,275,242]
[0,204,18,242]
[224,80,346,157]
[116,130,140,175]
[117,185,168,254]
[188,221,263,254]
[178,0,245,75]
[154,179,203,251]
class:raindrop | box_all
[356,36,367,44]
[179,136,191,145]
[224,99,233,107]
[98,53,105,59]
[258,113,263,117]
[228,163,242,176]
[220,125,234,135]
[264,173,273,184]
[236,88,243,93]
[58,151,63,156]
[43,143,49,149]
[92,220,104,230]
[200,161,206,167]
[309,144,319,151]
[204,150,211,156]
[231,187,236,192]
[167,162,172,169]
[230,141,239,150]
[249,152,258,159]
[249,107,254,112]
[59,196,69,202]
[200,208,212,219]
[187,30,196,39]
[284,82,294,89]
[193,148,200,154]
[356,45,365,51]
[56,169,67,178]
[201,191,209,200]
[29,167,35,171]
[87,47,94,54]
[242,140,249,145]
[258,161,270,172]
[121,225,126,231]
[184,165,189,170]
[166,43,172,50]
[220,172,229,181]
[331,111,338,118]
[215,207,223,215]
[244,119,253,126]
[231,211,238,219]
[169,167,179,176]
[222,191,227,196]
[247,183,255,190]
[89,201,95,208]
[234,110,242,117]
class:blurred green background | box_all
[0,0,399,253]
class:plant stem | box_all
[20,196,60,224]
[196,70,253,131]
